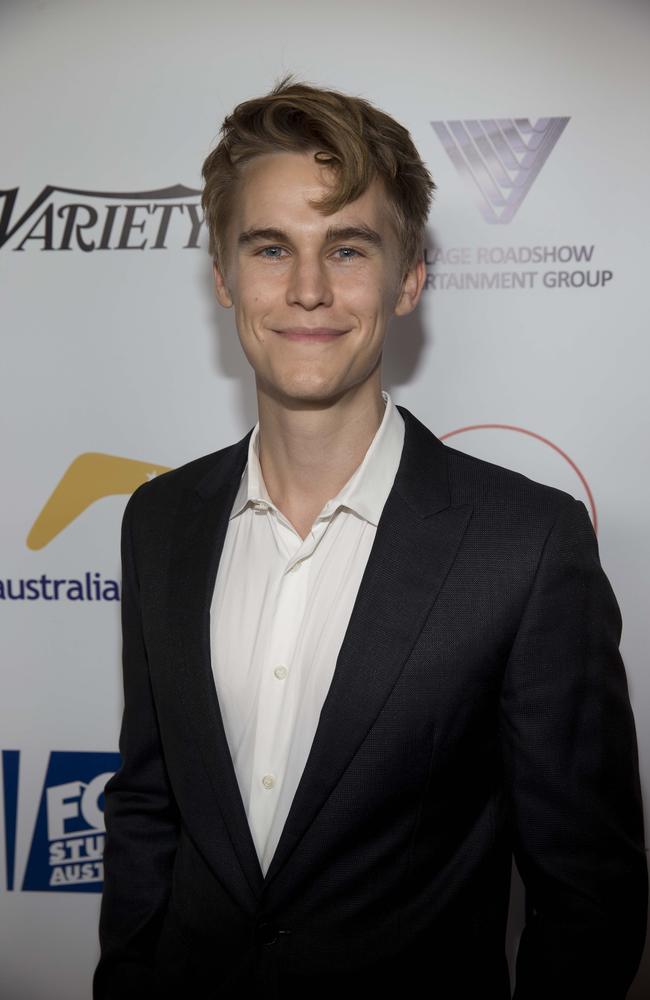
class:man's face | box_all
[213,150,425,408]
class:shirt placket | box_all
[247,504,331,866]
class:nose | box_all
[285,254,334,310]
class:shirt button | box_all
[262,774,275,790]
[274,665,288,680]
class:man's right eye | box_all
[257,246,286,258]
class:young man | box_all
[94,76,647,999]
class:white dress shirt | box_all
[209,390,405,876]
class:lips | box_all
[275,328,348,336]
[272,326,349,343]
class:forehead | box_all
[233,150,389,230]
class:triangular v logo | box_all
[431,117,570,223]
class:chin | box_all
[276,381,346,406]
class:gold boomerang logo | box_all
[27,453,171,550]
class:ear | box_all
[213,259,233,308]
[394,257,426,317]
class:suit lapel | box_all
[164,405,473,908]
[165,433,267,908]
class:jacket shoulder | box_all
[124,433,250,519]
[399,404,581,524]
[443,440,580,520]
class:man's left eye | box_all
[336,247,360,259]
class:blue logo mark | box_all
[2,749,120,892]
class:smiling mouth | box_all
[273,328,349,342]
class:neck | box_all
[254,375,386,517]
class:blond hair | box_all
[201,73,435,279]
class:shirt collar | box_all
[230,389,405,526]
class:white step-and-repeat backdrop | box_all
[2,0,648,996]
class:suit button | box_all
[254,921,278,946]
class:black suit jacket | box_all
[94,404,647,1000]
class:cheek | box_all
[347,263,397,302]
[338,270,383,308]
[344,277,395,328]
[236,288,273,333]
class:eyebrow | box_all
[237,224,384,250]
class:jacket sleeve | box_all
[93,487,181,999]
[500,498,648,1000]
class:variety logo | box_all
[431,117,570,223]
[0,184,202,252]
[2,750,120,892]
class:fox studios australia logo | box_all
[431,117,570,223]
[0,183,203,252]
[2,750,120,892]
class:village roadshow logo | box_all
[0,184,202,251]
[423,243,613,291]
[431,117,570,224]
[428,116,614,291]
